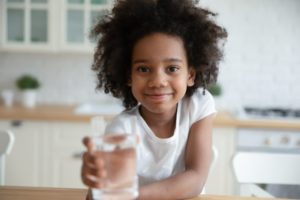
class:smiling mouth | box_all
[144,93,172,101]
[145,93,172,96]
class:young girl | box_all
[81,0,227,199]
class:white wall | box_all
[1,0,300,110]
[202,0,300,110]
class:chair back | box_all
[233,152,300,185]
[200,145,218,195]
[232,152,300,197]
[210,145,218,174]
[0,130,15,185]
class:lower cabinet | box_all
[47,122,92,188]
[0,119,107,189]
[205,127,237,195]
[0,121,44,187]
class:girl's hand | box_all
[81,136,107,188]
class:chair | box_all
[200,145,218,195]
[0,130,15,185]
[210,145,218,174]
[232,151,300,198]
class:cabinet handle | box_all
[11,120,22,127]
[72,152,83,159]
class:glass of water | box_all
[91,133,138,200]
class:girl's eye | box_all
[167,66,179,73]
[136,66,150,73]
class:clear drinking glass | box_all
[91,133,138,200]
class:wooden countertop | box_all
[215,112,300,130]
[1,104,300,130]
[0,104,113,122]
[0,186,288,200]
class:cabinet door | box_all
[205,128,237,195]
[0,120,45,187]
[1,119,108,188]
[47,121,92,188]
[2,0,52,49]
[62,0,110,51]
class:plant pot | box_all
[22,89,38,108]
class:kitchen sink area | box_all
[74,102,124,115]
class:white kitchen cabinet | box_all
[46,121,92,188]
[0,0,111,52]
[60,0,111,51]
[0,120,45,186]
[0,0,55,51]
[0,119,107,188]
[205,127,237,195]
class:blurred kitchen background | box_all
[0,0,300,198]
[1,0,300,109]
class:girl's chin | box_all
[140,104,177,115]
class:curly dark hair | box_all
[91,0,227,109]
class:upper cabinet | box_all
[0,0,111,52]
[61,0,110,51]
[1,0,54,51]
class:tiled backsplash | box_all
[0,53,114,105]
[1,0,300,111]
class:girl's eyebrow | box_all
[132,59,148,64]
[165,58,183,63]
[132,58,183,64]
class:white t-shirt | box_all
[105,88,216,186]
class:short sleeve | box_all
[104,109,138,135]
[189,88,217,124]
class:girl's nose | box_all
[148,71,168,88]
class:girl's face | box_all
[130,32,195,115]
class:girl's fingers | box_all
[81,151,107,188]
[83,137,93,152]
[82,161,106,177]
[82,136,107,188]
[82,151,105,168]
[81,162,106,188]
[82,153,106,175]
[82,152,95,167]
[81,174,104,188]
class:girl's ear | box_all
[187,67,196,86]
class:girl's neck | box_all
[139,105,177,138]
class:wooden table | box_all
[0,186,289,200]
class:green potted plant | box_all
[16,75,41,108]
[208,82,224,110]
[207,82,222,97]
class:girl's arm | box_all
[138,114,215,200]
